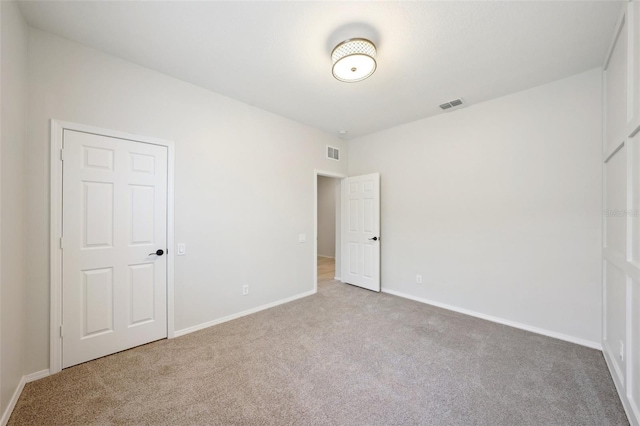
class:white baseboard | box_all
[175,289,316,337]
[317,255,334,259]
[603,341,625,385]
[603,345,637,425]
[0,369,51,426]
[381,288,602,350]
[334,276,342,281]
[25,369,50,383]
[1,376,25,426]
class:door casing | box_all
[49,120,176,374]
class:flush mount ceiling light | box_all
[331,38,377,83]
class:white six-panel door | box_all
[341,173,380,292]
[62,129,168,368]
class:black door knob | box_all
[369,236,378,241]
[149,249,164,256]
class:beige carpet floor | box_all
[9,258,628,425]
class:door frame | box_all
[49,119,176,374]
[313,170,346,293]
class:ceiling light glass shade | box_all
[331,38,377,83]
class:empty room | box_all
[1,0,638,424]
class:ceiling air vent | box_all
[327,146,340,161]
[439,98,464,110]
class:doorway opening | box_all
[314,170,345,293]
[317,175,339,286]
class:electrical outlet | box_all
[416,275,422,284]
[620,340,624,362]
[242,285,249,296]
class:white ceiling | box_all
[18,1,623,139]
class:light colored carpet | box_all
[9,258,628,425]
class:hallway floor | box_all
[317,256,335,282]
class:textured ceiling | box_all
[18,1,623,139]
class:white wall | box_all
[349,68,603,346]
[25,28,347,374]
[0,0,27,420]
[317,176,336,258]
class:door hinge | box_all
[60,237,64,249]
[60,149,64,161]
[59,325,64,338]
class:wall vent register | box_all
[439,98,464,110]
[327,146,340,161]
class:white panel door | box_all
[341,173,380,292]
[62,129,168,368]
